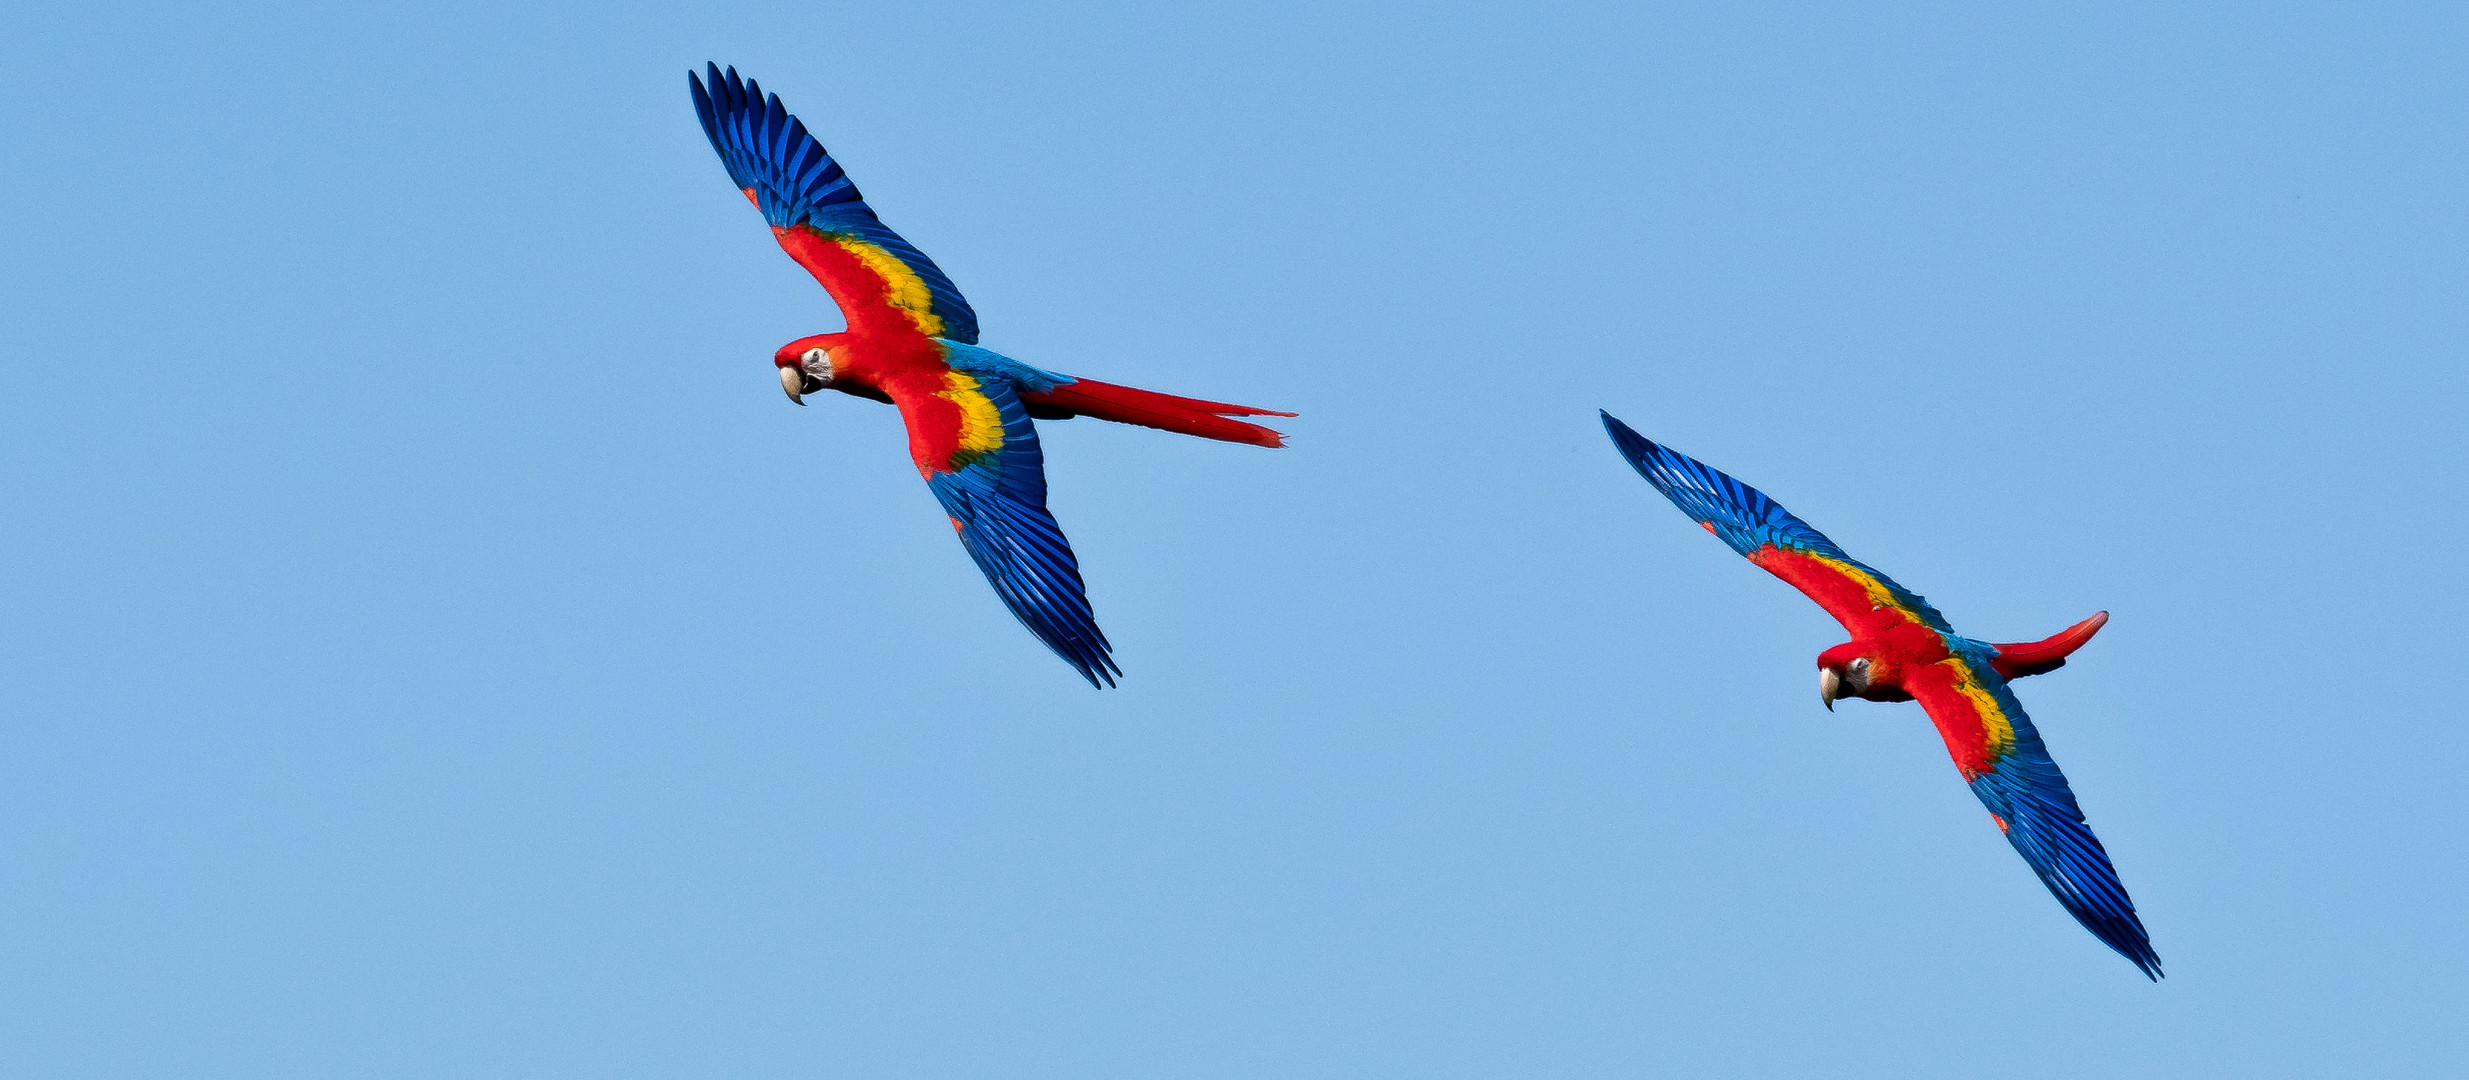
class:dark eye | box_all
[1850,658,1870,676]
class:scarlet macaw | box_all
[1601,412,2160,978]
[690,65,1291,687]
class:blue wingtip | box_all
[1599,410,1657,469]
[2096,923,2164,980]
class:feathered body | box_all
[691,65,1289,686]
[1602,412,2161,979]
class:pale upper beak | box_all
[1819,667,1843,711]
[779,365,806,406]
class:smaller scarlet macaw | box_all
[691,65,1291,687]
[1601,412,2160,979]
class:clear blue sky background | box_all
[3,2,2463,1076]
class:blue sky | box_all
[3,2,2464,1076]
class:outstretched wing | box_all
[1601,411,1950,635]
[1904,640,2162,978]
[690,64,981,344]
[889,361,1116,687]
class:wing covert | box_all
[1601,411,1949,634]
[690,64,981,343]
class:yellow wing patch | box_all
[1811,554,1918,616]
[937,372,1008,459]
[837,238,946,337]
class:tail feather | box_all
[1990,611,2109,680]
[1025,378,1293,448]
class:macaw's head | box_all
[772,334,847,405]
[1815,642,1914,710]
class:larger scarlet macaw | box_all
[690,65,1291,687]
[1601,412,2161,978]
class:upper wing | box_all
[690,64,982,344]
[1601,411,1950,635]
[1903,641,2162,979]
[890,361,1116,687]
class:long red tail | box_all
[1025,378,1293,448]
[1989,611,2109,680]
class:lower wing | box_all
[896,369,1117,687]
[1903,642,2161,979]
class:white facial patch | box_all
[799,347,835,385]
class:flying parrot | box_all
[689,64,1291,687]
[1600,412,2160,978]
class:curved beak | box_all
[1818,667,1842,712]
[779,364,806,406]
